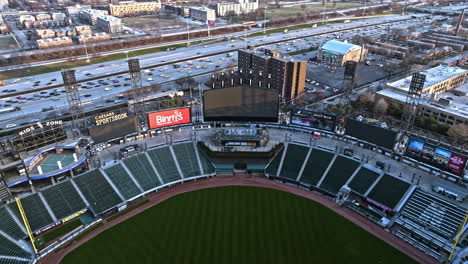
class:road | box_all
[0,13,440,130]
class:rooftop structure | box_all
[318,40,366,66]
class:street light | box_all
[83,38,90,63]
[124,51,129,61]
[263,6,267,38]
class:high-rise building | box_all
[238,48,307,100]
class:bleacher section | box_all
[368,174,411,209]
[399,188,466,239]
[299,148,335,186]
[8,194,52,232]
[320,155,360,194]
[41,181,87,220]
[147,147,182,183]
[104,164,141,200]
[172,143,201,177]
[123,154,162,191]
[348,166,380,195]
[196,145,215,175]
[265,148,284,176]
[0,258,31,264]
[73,170,123,215]
[0,234,31,259]
[279,144,309,180]
[0,207,25,240]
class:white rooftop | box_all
[387,65,467,92]
[320,40,361,55]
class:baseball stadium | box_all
[0,85,466,264]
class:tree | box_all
[447,124,468,139]
[373,98,388,115]
[359,92,375,106]
[387,102,403,118]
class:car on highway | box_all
[99,65,105,67]
[84,94,92,97]
[104,87,111,91]
[5,124,16,129]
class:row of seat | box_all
[265,143,411,209]
[0,142,215,263]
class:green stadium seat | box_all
[0,258,31,264]
[265,148,284,176]
[172,143,201,178]
[8,194,53,232]
[348,167,380,195]
[0,234,31,260]
[123,154,162,191]
[320,156,360,194]
[147,147,182,183]
[41,181,87,220]
[279,144,309,180]
[196,145,215,175]
[104,164,142,200]
[73,170,123,215]
[0,206,25,240]
[367,174,411,209]
[299,148,335,186]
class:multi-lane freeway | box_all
[0,13,440,130]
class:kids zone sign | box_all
[147,108,191,129]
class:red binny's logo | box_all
[148,108,191,129]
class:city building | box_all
[377,65,468,126]
[318,40,366,66]
[238,48,307,99]
[0,0,8,9]
[34,28,56,39]
[51,12,66,21]
[19,15,35,27]
[189,7,216,22]
[77,32,110,44]
[75,25,92,36]
[35,13,51,21]
[163,4,190,17]
[109,1,161,17]
[36,36,72,49]
[210,0,259,17]
[65,5,91,16]
[97,15,122,34]
[0,23,9,34]
[80,9,109,25]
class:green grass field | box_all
[61,186,415,264]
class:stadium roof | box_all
[320,40,361,55]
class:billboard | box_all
[345,118,397,150]
[291,110,336,131]
[147,107,191,130]
[406,138,467,176]
[88,114,137,143]
[203,86,279,122]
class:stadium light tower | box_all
[339,60,357,105]
[62,69,85,135]
[128,58,144,116]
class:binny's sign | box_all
[147,108,191,130]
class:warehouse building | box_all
[318,40,366,66]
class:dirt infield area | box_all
[39,176,436,264]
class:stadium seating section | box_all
[41,181,87,220]
[347,166,381,195]
[279,144,309,180]
[104,164,142,200]
[319,156,360,194]
[0,258,31,264]
[8,194,52,232]
[0,207,25,240]
[73,170,123,215]
[367,174,411,209]
[399,188,466,239]
[0,234,31,259]
[123,154,162,191]
[147,147,182,183]
[265,148,284,176]
[196,145,215,175]
[299,148,335,186]
[172,143,202,178]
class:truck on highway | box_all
[0,106,20,114]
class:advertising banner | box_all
[291,110,336,131]
[147,108,191,130]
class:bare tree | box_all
[359,92,375,105]
[447,124,468,139]
[373,98,388,116]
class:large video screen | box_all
[291,110,336,131]
[89,115,137,143]
[203,87,279,122]
[147,107,191,130]
[345,118,397,150]
[405,138,467,176]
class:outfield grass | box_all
[62,186,415,264]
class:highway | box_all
[0,13,439,130]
